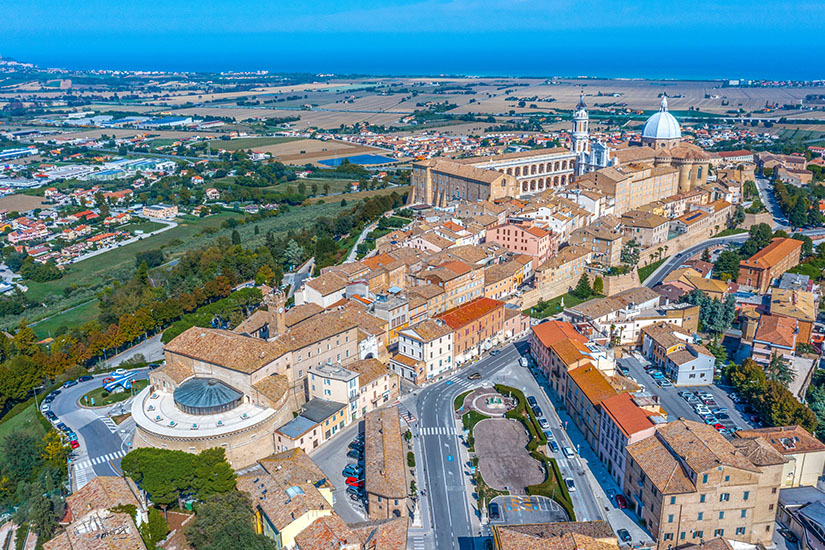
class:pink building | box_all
[599,393,659,490]
[485,223,558,263]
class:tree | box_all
[790,198,809,228]
[700,248,711,262]
[713,250,741,281]
[121,448,195,511]
[731,204,746,227]
[255,265,275,286]
[592,276,604,295]
[766,352,795,387]
[284,240,304,268]
[571,274,592,300]
[27,493,58,538]
[193,448,236,500]
[272,264,284,288]
[139,508,170,548]
[620,240,640,266]
[231,230,241,246]
[0,431,42,484]
[40,430,69,471]
[186,491,277,550]
[792,233,814,256]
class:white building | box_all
[391,319,454,384]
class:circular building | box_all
[641,95,682,150]
[173,378,243,416]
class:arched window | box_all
[507,167,513,175]
[554,161,560,171]
[522,182,528,192]
[515,166,521,177]
[531,164,537,175]
[561,174,567,185]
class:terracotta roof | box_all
[531,321,588,349]
[164,328,286,374]
[362,253,401,271]
[550,339,591,368]
[684,275,729,295]
[350,517,409,550]
[626,434,695,494]
[401,319,452,342]
[484,260,521,285]
[348,358,392,387]
[417,158,508,184]
[621,210,668,229]
[252,374,289,407]
[568,287,660,320]
[439,259,472,276]
[536,245,591,271]
[754,314,798,349]
[275,309,360,352]
[657,419,761,474]
[600,393,655,437]
[153,361,194,384]
[364,407,406,499]
[305,271,349,296]
[730,436,788,467]
[568,364,619,406]
[493,522,617,550]
[610,146,656,164]
[285,303,324,327]
[294,514,358,550]
[44,511,146,550]
[770,288,816,322]
[736,425,825,455]
[740,238,803,270]
[436,297,504,330]
[66,476,142,518]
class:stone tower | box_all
[263,288,287,339]
[570,93,590,176]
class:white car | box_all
[565,478,576,492]
[563,446,576,458]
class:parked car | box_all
[46,411,58,422]
[657,378,673,388]
[779,528,798,544]
[549,440,559,453]
[615,494,627,509]
[69,440,79,449]
[490,350,500,356]
[532,406,543,418]
[519,358,528,367]
[538,418,549,429]
[348,440,364,450]
[713,423,725,431]
[346,485,364,497]
[345,477,364,488]
[618,366,630,376]
[468,372,481,380]
[527,396,538,407]
[703,415,718,425]
[343,464,362,477]
[565,478,576,492]
[617,529,632,543]
[78,375,93,382]
[563,446,575,458]
[43,395,55,404]
[66,432,77,441]
[489,502,500,520]
[712,407,728,414]
[63,380,78,388]
[715,413,731,421]
[346,449,362,460]
[49,390,61,397]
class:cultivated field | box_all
[0,193,47,211]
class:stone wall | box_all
[740,212,774,229]
[602,271,641,297]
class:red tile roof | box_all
[741,238,803,270]
[600,393,655,437]
[532,320,588,349]
[436,297,504,329]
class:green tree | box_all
[700,248,711,262]
[0,431,42,484]
[139,508,170,548]
[284,240,304,268]
[790,198,809,228]
[193,448,236,500]
[27,493,58,538]
[121,448,195,511]
[272,264,284,288]
[592,276,604,295]
[185,491,277,550]
[766,352,795,387]
[255,265,275,286]
[571,274,592,300]
[713,250,741,281]
[231,230,241,245]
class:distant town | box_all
[1,57,825,550]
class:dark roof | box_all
[276,415,318,439]
[300,398,346,423]
[173,378,243,412]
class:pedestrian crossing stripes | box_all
[411,536,426,550]
[74,450,126,470]
[396,403,417,424]
[98,415,119,433]
[419,426,457,436]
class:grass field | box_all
[526,292,591,318]
[120,220,166,234]
[638,257,669,283]
[263,178,355,195]
[0,403,48,461]
[208,136,302,151]
[32,300,100,339]
[81,379,149,407]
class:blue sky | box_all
[1,1,823,78]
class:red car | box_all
[69,440,80,449]
[713,423,725,431]
[615,494,627,509]
[345,477,364,488]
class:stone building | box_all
[364,407,407,520]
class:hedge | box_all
[495,384,547,450]
[527,451,576,521]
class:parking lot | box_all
[488,495,568,525]
[619,353,755,436]
[309,420,369,523]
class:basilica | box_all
[570,93,711,193]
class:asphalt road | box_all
[45,368,149,489]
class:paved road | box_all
[45,369,148,490]
[103,334,164,367]
[284,257,315,298]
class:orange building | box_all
[737,238,803,293]
[436,297,505,362]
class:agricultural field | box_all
[207,136,303,151]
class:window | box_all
[697,512,703,521]
[702,474,708,483]
[699,494,706,503]
[720,493,730,502]
[769,504,774,511]
[714,529,724,537]
[680,532,686,540]
[736,527,746,536]
[694,531,703,539]
[664,534,674,541]
[743,491,749,501]
[668,514,674,524]
[719,511,725,520]
[724,475,730,482]
[740,510,747,518]
[670,496,676,505]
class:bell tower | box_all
[570,93,590,176]
[263,288,287,339]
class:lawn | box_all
[207,136,302,151]
[0,402,49,461]
[32,300,100,339]
[120,220,166,234]
[527,452,576,521]
[638,257,669,283]
[263,178,354,196]
[715,228,747,238]
[80,379,149,407]
[525,292,591,319]
[454,390,472,411]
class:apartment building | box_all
[737,238,804,293]
[436,297,505,362]
[364,407,407,520]
[599,393,660,491]
[414,260,484,311]
[641,323,715,386]
[736,426,825,488]
[483,260,522,300]
[485,223,558,263]
[569,215,623,266]
[391,319,454,383]
[625,420,785,546]
[565,363,620,449]
[534,245,592,300]
[142,203,178,219]
[307,358,400,424]
[620,210,669,248]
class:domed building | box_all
[570,93,711,193]
[641,95,682,150]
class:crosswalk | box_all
[419,426,458,436]
[74,450,126,470]
[396,402,417,424]
[410,535,426,550]
[99,415,118,433]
